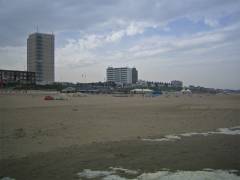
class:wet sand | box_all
[0,92,240,179]
[1,135,240,180]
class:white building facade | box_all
[106,67,138,84]
[170,80,183,88]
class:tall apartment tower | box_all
[27,32,54,84]
[106,67,138,84]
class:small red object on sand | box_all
[44,96,54,100]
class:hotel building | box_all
[27,32,54,84]
[106,67,138,84]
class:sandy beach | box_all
[0,92,240,179]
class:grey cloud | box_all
[0,0,240,46]
[1,0,240,89]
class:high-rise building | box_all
[27,32,54,84]
[106,67,138,84]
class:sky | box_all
[0,0,240,89]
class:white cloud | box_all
[106,30,125,42]
[56,20,158,69]
[1,0,240,47]
[204,18,219,27]
[127,23,239,59]
[126,22,147,36]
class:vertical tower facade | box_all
[27,32,54,84]
[132,67,138,84]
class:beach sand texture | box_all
[0,93,240,179]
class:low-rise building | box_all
[0,69,36,86]
[171,80,183,88]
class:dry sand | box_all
[0,92,240,179]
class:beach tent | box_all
[181,89,192,94]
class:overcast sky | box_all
[0,0,240,89]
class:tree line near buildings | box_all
[1,81,238,94]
